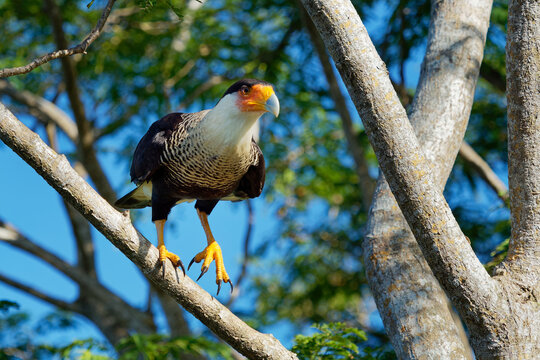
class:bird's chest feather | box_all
[160,131,253,198]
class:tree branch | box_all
[179,75,225,109]
[301,0,502,356]
[0,0,116,78]
[504,0,540,278]
[44,0,117,204]
[0,80,78,142]
[0,103,297,360]
[0,218,152,333]
[459,141,509,204]
[40,119,98,278]
[227,200,254,307]
[0,272,79,313]
[0,219,93,286]
[298,2,375,211]
[479,61,506,93]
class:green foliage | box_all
[0,302,108,360]
[485,238,509,274]
[0,303,233,360]
[0,301,19,313]
[292,323,395,360]
[116,333,234,360]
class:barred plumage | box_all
[115,79,279,293]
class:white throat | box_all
[200,93,262,152]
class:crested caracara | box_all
[115,79,279,294]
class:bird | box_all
[115,79,279,294]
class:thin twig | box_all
[459,141,509,205]
[0,0,117,78]
[0,272,79,312]
[178,75,225,109]
[227,200,254,307]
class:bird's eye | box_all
[240,85,250,96]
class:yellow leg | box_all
[188,209,233,295]
[154,219,185,278]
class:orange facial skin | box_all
[236,84,275,113]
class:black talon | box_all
[196,266,208,281]
[229,280,234,294]
[217,280,222,295]
[161,260,166,279]
[188,257,196,271]
[177,260,186,277]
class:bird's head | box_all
[218,79,280,118]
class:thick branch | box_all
[0,0,116,78]
[504,0,540,276]
[301,0,503,355]
[299,3,375,211]
[0,218,151,334]
[0,103,297,360]
[0,272,79,313]
[459,141,509,204]
[42,121,97,278]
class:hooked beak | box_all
[264,92,280,118]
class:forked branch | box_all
[301,0,501,342]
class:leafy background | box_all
[0,0,509,358]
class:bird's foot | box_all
[188,241,233,295]
[158,245,186,278]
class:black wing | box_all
[130,112,203,184]
[233,140,266,199]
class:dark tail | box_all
[115,183,151,209]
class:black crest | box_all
[220,78,273,99]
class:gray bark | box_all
[505,0,540,278]
[301,0,494,357]
[301,0,540,358]
[0,102,297,360]
[364,0,492,358]
[494,0,540,357]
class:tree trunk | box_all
[363,0,492,358]
[301,0,540,357]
